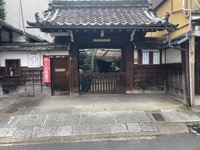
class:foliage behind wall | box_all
[0,0,5,20]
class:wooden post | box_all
[124,42,134,92]
[189,36,195,105]
[189,0,195,105]
[181,50,187,104]
[69,43,79,95]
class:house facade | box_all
[4,0,53,42]
[0,0,68,96]
[25,0,181,97]
[152,0,200,105]
[0,19,69,96]
[3,0,194,105]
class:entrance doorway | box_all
[51,58,70,95]
[79,49,125,94]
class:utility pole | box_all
[189,0,195,106]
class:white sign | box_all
[28,53,40,68]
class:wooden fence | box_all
[0,63,183,97]
[133,64,183,97]
[80,72,125,94]
[133,65,166,91]
[165,64,183,97]
[0,67,49,95]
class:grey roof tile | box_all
[45,7,163,27]
[27,0,178,30]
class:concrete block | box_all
[0,116,13,128]
[126,123,141,132]
[33,126,58,138]
[44,113,80,126]
[114,111,151,123]
[111,123,128,133]
[73,124,110,135]
[161,110,200,122]
[81,112,115,124]
[139,122,158,132]
[54,125,72,137]
[12,127,33,139]
[0,128,16,137]
[8,115,47,128]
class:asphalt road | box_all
[0,133,200,150]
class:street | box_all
[1,133,200,150]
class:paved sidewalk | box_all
[0,94,199,144]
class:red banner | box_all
[43,56,51,83]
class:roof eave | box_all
[27,25,171,32]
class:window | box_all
[153,51,160,64]
[141,50,160,65]
[142,51,149,64]
[5,59,21,76]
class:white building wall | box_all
[0,52,28,67]
[0,51,69,67]
[165,49,182,63]
[4,0,53,42]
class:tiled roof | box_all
[27,0,178,30]
[0,19,47,42]
[0,19,23,34]
[49,7,163,26]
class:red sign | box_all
[43,56,51,83]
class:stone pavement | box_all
[0,94,200,144]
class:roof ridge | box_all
[51,0,150,7]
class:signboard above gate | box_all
[43,56,51,83]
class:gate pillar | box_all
[69,43,79,95]
[123,42,134,92]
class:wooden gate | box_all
[51,58,70,95]
[80,72,125,94]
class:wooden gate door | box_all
[80,72,125,94]
[51,58,70,95]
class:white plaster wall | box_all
[0,52,28,67]
[134,50,138,64]
[0,51,69,67]
[4,0,53,42]
[166,49,181,63]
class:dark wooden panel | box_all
[51,58,70,94]
[80,72,125,94]
[133,65,167,91]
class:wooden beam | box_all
[189,36,195,105]
[124,42,134,92]
[77,42,123,49]
[0,29,2,43]
[181,51,188,103]
[134,42,163,49]
[69,43,79,95]
[39,26,161,32]
[9,30,13,43]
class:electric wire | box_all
[19,0,28,42]
[194,0,200,8]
